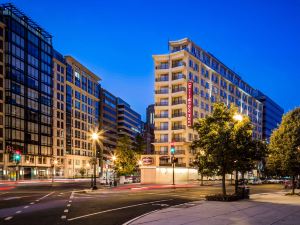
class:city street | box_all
[0,182,284,225]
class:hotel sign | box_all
[142,157,154,165]
[187,81,193,127]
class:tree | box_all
[192,151,216,186]
[114,136,139,176]
[192,102,237,195]
[232,116,267,193]
[132,133,146,154]
[267,108,300,194]
[79,167,86,177]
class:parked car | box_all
[238,179,248,185]
[248,178,262,185]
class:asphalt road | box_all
[0,182,284,225]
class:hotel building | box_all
[141,38,264,184]
[0,3,53,179]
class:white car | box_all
[248,178,262,185]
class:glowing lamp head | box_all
[91,132,99,141]
[233,114,243,122]
[112,155,117,161]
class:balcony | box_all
[173,137,185,142]
[155,127,168,131]
[156,64,169,70]
[172,112,186,118]
[172,87,186,93]
[155,102,168,106]
[154,151,169,155]
[155,114,169,118]
[172,100,186,105]
[172,74,186,80]
[154,139,169,143]
[174,150,185,155]
[155,77,169,82]
[172,125,186,130]
[172,61,185,68]
[155,89,169,94]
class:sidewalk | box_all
[126,191,300,225]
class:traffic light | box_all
[14,150,21,163]
[170,142,175,154]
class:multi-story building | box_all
[255,91,284,142]
[63,56,101,178]
[100,88,118,158]
[0,14,5,179]
[140,38,264,184]
[144,104,154,154]
[52,50,66,177]
[117,97,142,141]
[1,3,53,180]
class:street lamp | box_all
[111,154,117,186]
[52,158,58,185]
[91,131,99,190]
[233,113,243,122]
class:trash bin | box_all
[237,186,250,199]
[114,180,117,187]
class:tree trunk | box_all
[222,172,226,196]
[200,173,204,186]
[292,175,295,195]
[235,170,238,194]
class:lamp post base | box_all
[91,185,98,190]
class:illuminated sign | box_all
[187,81,193,127]
[142,157,154,165]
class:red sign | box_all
[142,157,154,165]
[187,81,193,127]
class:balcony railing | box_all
[155,114,169,118]
[154,151,169,155]
[172,125,186,130]
[155,102,168,106]
[173,137,186,142]
[172,87,186,93]
[156,64,169,70]
[172,100,186,105]
[174,150,185,155]
[154,139,169,143]
[172,61,185,68]
[172,74,186,80]
[155,89,169,94]
[172,112,186,118]
[154,127,168,131]
[155,77,169,82]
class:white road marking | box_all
[69,200,72,203]
[4,216,13,220]
[30,202,35,205]
[4,196,30,200]
[61,215,66,219]
[16,210,22,214]
[24,206,29,209]
[36,191,55,202]
[64,209,69,213]
[67,204,71,207]
[68,199,173,221]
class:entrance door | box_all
[23,167,32,180]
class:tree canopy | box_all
[267,107,300,194]
[192,102,266,195]
[113,136,140,176]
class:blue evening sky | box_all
[10,0,300,120]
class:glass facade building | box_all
[1,3,53,179]
[255,91,284,142]
[117,97,142,141]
